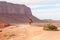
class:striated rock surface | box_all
[0,1,41,23]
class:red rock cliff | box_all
[0,1,41,23]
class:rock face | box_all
[0,1,41,23]
[0,22,10,28]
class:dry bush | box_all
[4,32,15,40]
[43,24,58,31]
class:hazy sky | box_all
[0,0,60,20]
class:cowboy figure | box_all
[29,17,33,24]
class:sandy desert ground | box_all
[0,23,60,40]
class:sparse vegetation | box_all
[4,32,15,40]
[43,24,58,31]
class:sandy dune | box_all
[0,24,60,40]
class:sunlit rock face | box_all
[0,1,41,23]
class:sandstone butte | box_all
[0,1,41,24]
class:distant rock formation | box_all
[0,1,41,23]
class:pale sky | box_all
[0,0,60,20]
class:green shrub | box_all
[43,24,58,31]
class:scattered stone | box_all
[0,22,10,28]
[0,29,2,32]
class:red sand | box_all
[0,24,60,40]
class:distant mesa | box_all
[0,1,41,23]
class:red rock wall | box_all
[0,1,40,23]
[0,1,32,16]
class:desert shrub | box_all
[43,24,58,31]
[4,32,15,40]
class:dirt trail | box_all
[0,24,60,40]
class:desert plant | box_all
[43,24,58,31]
[4,32,15,40]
